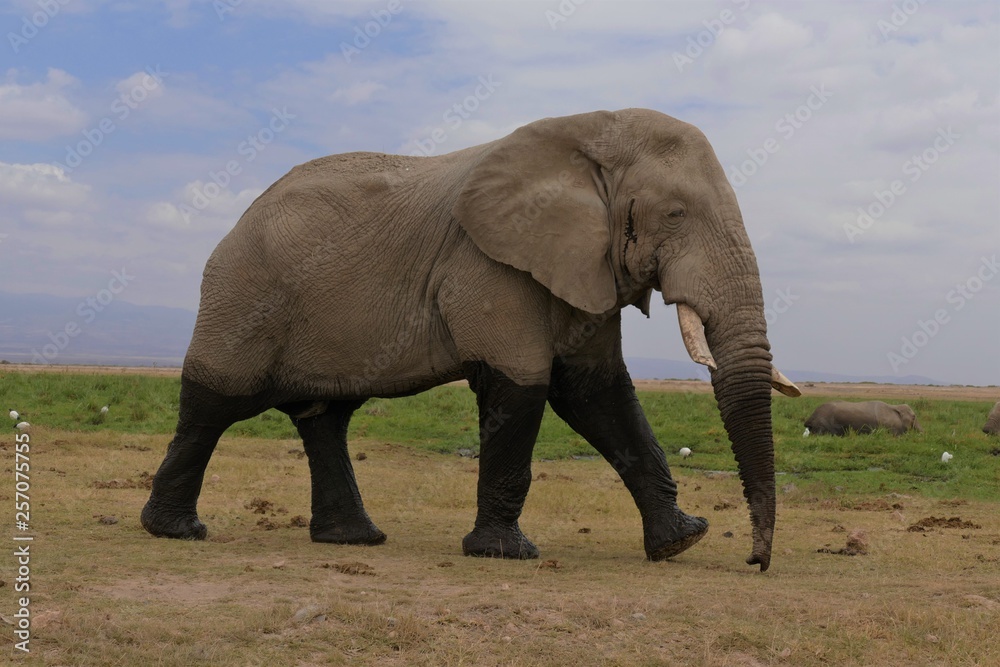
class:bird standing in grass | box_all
[9,409,18,420]
[100,405,109,416]
[679,447,692,458]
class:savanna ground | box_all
[1,367,998,666]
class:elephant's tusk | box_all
[771,367,801,397]
[677,304,717,371]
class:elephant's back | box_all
[285,151,420,179]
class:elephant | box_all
[984,401,1000,435]
[141,108,800,571]
[804,401,921,436]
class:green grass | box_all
[4,370,998,500]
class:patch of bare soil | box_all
[91,471,154,489]
[255,517,279,530]
[322,561,376,576]
[99,575,233,605]
[245,497,276,514]
[848,499,904,511]
[907,516,982,531]
[818,529,869,556]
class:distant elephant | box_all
[141,109,799,571]
[804,401,921,436]
[984,401,1000,435]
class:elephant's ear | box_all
[453,112,618,314]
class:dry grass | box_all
[4,428,1000,666]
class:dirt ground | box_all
[9,433,1000,666]
[6,363,996,401]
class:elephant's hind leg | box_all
[461,362,547,560]
[293,401,386,545]
[142,376,265,540]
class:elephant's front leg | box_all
[549,359,708,560]
[293,401,386,545]
[462,362,548,559]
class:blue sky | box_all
[1,0,998,385]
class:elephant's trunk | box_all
[706,324,775,571]
[669,261,777,571]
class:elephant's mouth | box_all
[675,302,800,397]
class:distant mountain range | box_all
[0,291,948,385]
[0,291,195,367]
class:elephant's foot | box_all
[141,500,208,540]
[462,523,539,559]
[310,518,387,545]
[644,509,709,561]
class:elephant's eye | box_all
[668,208,686,219]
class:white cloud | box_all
[0,162,91,209]
[330,81,386,105]
[114,69,167,102]
[0,69,88,140]
[146,182,262,233]
[714,13,813,61]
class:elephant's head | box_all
[985,402,1000,435]
[895,404,921,433]
[454,109,798,570]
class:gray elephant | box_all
[141,109,799,571]
[805,401,921,436]
[984,401,1000,435]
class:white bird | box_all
[9,409,18,420]
[15,421,30,431]
[100,405,109,415]
[941,451,953,463]
[679,447,692,458]
[803,427,810,437]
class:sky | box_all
[0,0,998,386]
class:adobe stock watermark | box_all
[340,0,406,62]
[887,255,997,373]
[764,287,798,325]
[53,66,166,173]
[877,0,928,40]
[180,107,295,222]
[844,127,959,243]
[727,84,832,188]
[407,75,501,157]
[7,0,69,53]
[672,0,751,72]
[31,267,135,364]
[545,0,589,30]
[214,0,242,20]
